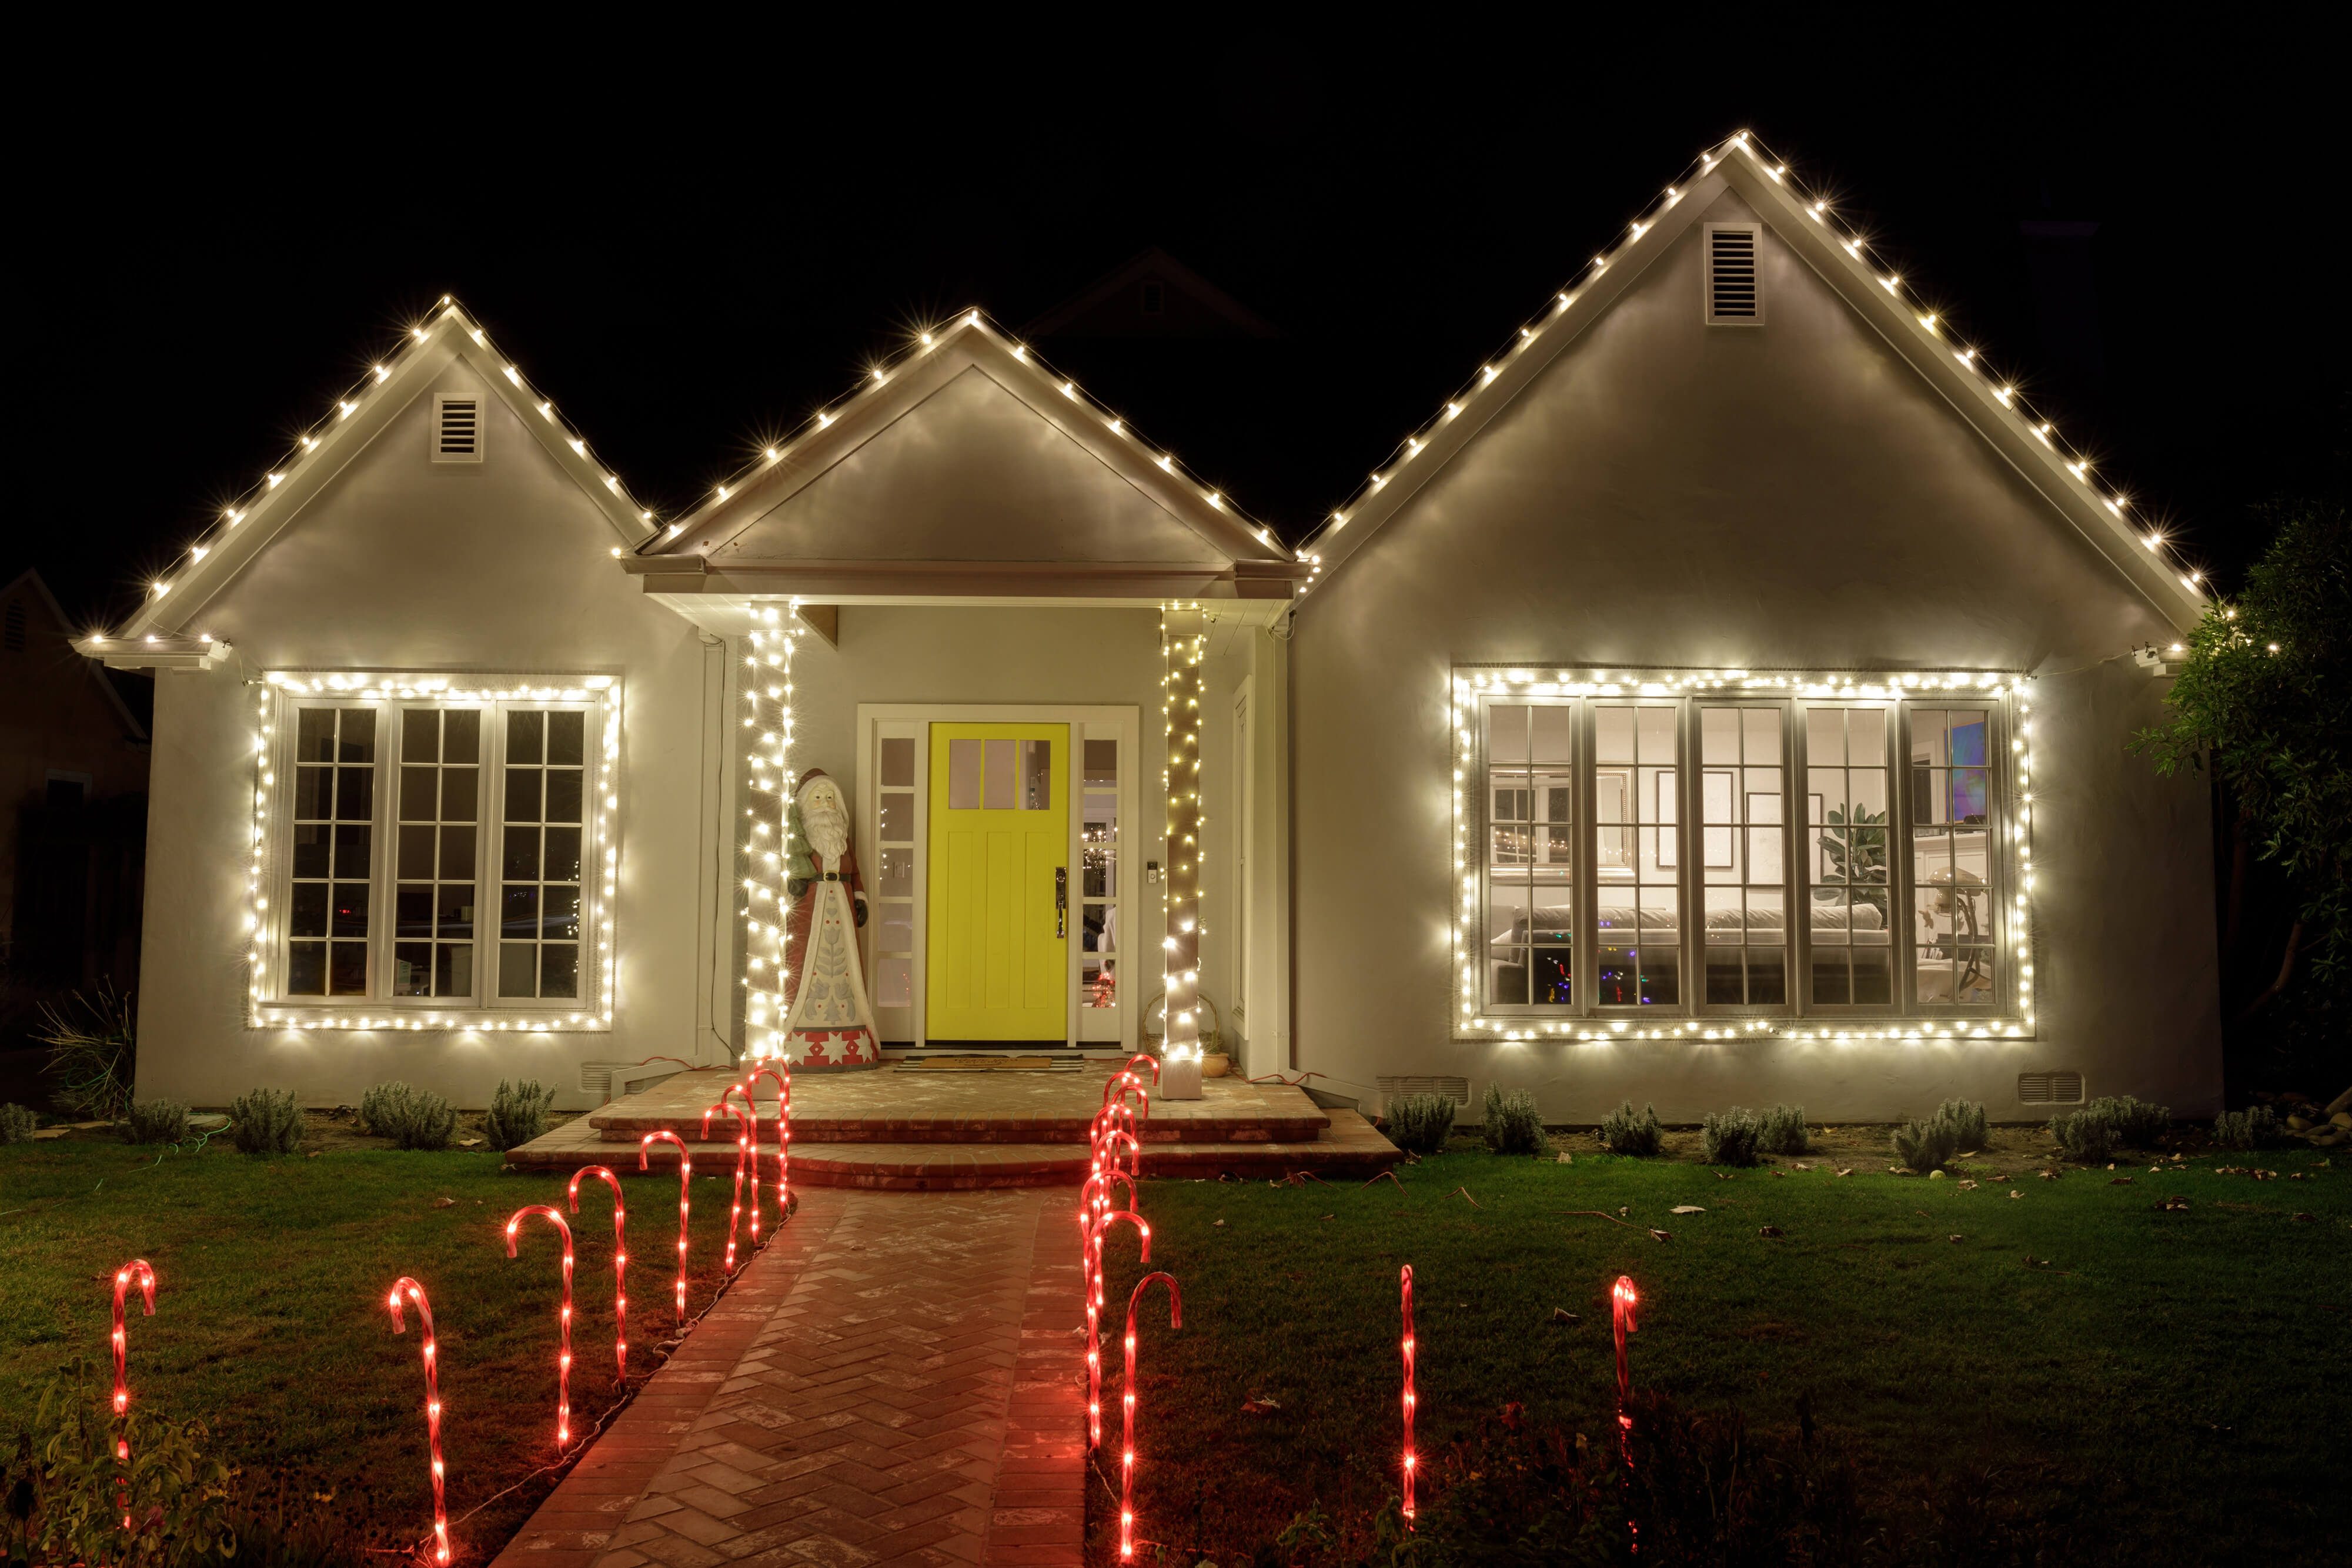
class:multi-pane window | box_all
[1081,738,1120,1011]
[1803,707,1893,1005]
[1910,708,1996,1004]
[267,688,609,1016]
[499,711,586,1001]
[1470,688,2005,1023]
[288,708,376,996]
[870,735,917,1014]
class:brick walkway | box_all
[490,1186,1086,1568]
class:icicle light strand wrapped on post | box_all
[111,1260,156,1530]
[1158,604,1208,1100]
[1400,1264,1418,1529]
[700,1102,753,1273]
[567,1165,629,1383]
[747,1063,792,1215]
[639,1131,693,1322]
[504,1206,577,1449]
[385,1276,453,1567]
[740,612,799,1061]
[1120,1271,1182,1564]
[1085,1210,1151,1451]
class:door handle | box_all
[1055,867,1068,938]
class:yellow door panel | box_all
[927,723,1068,1041]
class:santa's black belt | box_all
[820,871,842,881]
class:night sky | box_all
[20,35,2341,632]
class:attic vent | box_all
[1705,223,1762,326]
[1140,280,1165,315]
[2017,1071,2085,1105]
[1378,1075,1471,1108]
[3,603,24,653]
[432,395,483,462]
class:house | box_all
[3,569,151,994]
[87,133,2220,1122]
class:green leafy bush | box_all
[1934,1097,1989,1152]
[1701,1107,1762,1166]
[1481,1085,1551,1156]
[1599,1099,1663,1156]
[483,1078,557,1151]
[1756,1104,1809,1155]
[356,1082,456,1151]
[1892,1116,1959,1173]
[1384,1092,1457,1155]
[123,1099,191,1145]
[35,983,138,1122]
[229,1088,303,1156]
[0,1102,36,1144]
[2213,1105,2284,1151]
[2,1356,236,1568]
[2049,1106,2119,1164]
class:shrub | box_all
[1481,1084,1552,1156]
[2088,1094,2171,1148]
[229,1088,303,1156]
[483,1078,557,1151]
[1701,1107,1762,1166]
[1756,1103,1809,1155]
[1892,1116,1959,1173]
[357,1082,457,1151]
[2213,1105,2284,1151]
[123,1098,192,1145]
[5,1356,236,1568]
[35,982,138,1121]
[1599,1099,1663,1156]
[2049,1106,2119,1164]
[1384,1092,1458,1155]
[0,1102,37,1144]
[1934,1097,1989,1152]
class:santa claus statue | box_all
[780,768,881,1069]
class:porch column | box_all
[742,612,799,1059]
[1160,605,1207,1099]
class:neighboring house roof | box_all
[5,567,149,741]
[1023,247,1279,340]
[1294,132,2210,633]
[85,299,657,660]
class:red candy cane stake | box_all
[1613,1274,1641,1554]
[1400,1265,1417,1529]
[386,1277,453,1567]
[1085,1209,1151,1451]
[505,1206,578,1448]
[111,1259,156,1530]
[718,1085,763,1248]
[1120,1271,1182,1565]
[567,1166,629,1383]
[639,1132,693,1323]
[1077,1169,1137,1296]
[699,1102,753,1273]
[746,1063,792,1215]
[1122,1053,1161,1087]
[1098,1128,1142,1183]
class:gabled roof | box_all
[90,299,655,651]
[1024,247,1279,340]
[638,309,1297,578]
[5,567,149,739]
[1295,133,2210,633]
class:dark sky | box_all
[19,31,2341,631]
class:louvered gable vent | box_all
[1705,223,1762,325]
[432,394,482,462]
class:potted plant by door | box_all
[1145,991,1227,1074]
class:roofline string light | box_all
[739,610,798,1061]
[123,298,655,635]
[243,671,622,1034]
[1448,666,2036,1044]
[1294,132,2209,603]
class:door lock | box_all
[1055,867,1068,938]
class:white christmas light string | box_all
[739,611,798,1061]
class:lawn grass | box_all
[0,1128,781,1564]
[1094,1134,2351,1565]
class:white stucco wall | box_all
[1289,189,2223,1123]
[136,360,719,1109]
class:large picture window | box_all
[254,675,618,1028]
[1458,671,2023,1037]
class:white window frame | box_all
[1452,667,2032,1045]
[247,671,622,1032]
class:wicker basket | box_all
[1142,990,1224,1063]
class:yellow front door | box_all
[927,723,1070,1042]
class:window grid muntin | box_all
[1592,700,1683,1008]
[497,707,589,1001]
[1906,705,2001,1008]
[1697,704,1790,1011]
[1080,737,1120,1012]
[392,706,483,999]
[285,705,376,997]
[1798,703,1899,1012]
[1481,701,1576,1011]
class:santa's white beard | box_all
[804,800,848,860]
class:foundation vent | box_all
[432,395,482,462]
[578,1061,627,1102]
[1705,223,1762,326]
[1379,1075,1471,1108]
[2017,1071,2085,1105]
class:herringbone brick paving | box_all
[491,1185,1085,1568]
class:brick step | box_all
[586,1114,1327,1146]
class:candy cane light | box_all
[111,1259,156,1530]
[505,1205,577,1448]
[1400,1264,1417,1529]
[386,1276,452,1567]
[719,1081,764,1248]
[699,1101,753,1273]
[746,1062,792,1215]
[1078,1168,1138,1290]
[567,1165,629,1383]
[1612,1274,1641,1554]
[1085,1209,1151,1451]
[639,1131,693,1323]
[1120,1271,1182,1564]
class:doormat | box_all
[893,1055,1073,1072]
